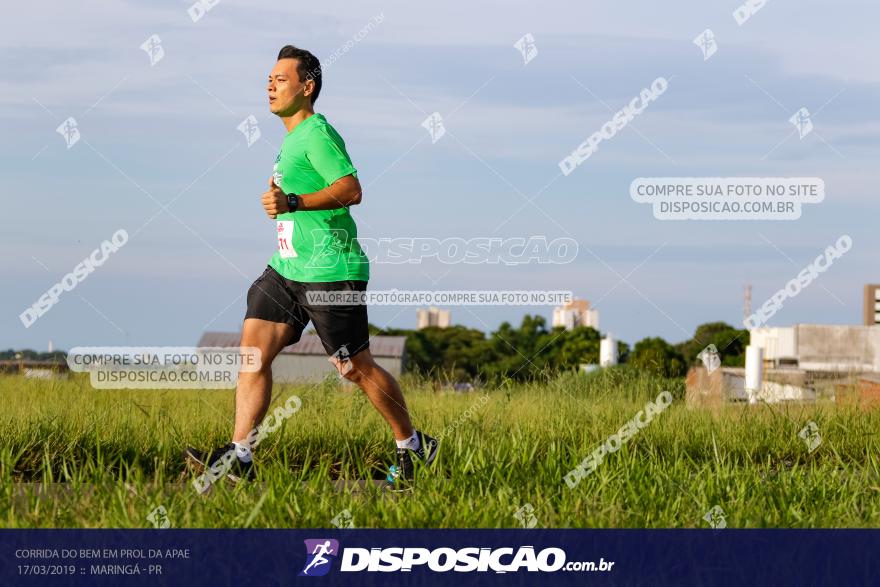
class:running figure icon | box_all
[302,540,335,575]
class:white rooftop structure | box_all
[749,324,880,372]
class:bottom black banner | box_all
[1,529,875,585]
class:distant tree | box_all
[629,337,686,378]
[485,316,544,380]
[412,325,495,381]
[485,316,624,380]
[369,324,494,382]
[617,341,631,364]
[0,348,66,361]
[677,322,750,368]
[553,326,602,370]
[372,316,639,382]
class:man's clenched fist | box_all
[261,177,289,219]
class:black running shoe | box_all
[386,431,439,490]
[184,443,254,489]
[413,431,440,466]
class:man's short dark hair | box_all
[277,45,322,104]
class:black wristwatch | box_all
[286,193,299,213]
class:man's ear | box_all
[302,78,315,98]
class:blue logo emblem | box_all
[300,539,339,576]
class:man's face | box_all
[267,58,313,116]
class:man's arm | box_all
[261,175,362,219]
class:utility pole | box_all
[744,283,752,324]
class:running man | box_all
[302,541,334,575]
[185,45,438,490]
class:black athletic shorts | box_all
[244,266,370,358]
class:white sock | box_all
[396,431,420,451]
[233,441,253,463]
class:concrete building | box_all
[688,324,880,405]
[0,359,68,378]
[197,331,406,383]
[552,299,599,330]
[864,284,880,325]
[416,307,450,329]
[836,373,880,409]
[687,366,819,405]
[750,324,880,372]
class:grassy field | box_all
[2,367,879,528]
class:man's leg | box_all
[333,347,440,487]
[303,280,437,486]
[233,318,294,442]
[184,267,306,484]
[332,348,414,441]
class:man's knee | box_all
[336,351,376,384]
[237,342,273,379]
[239,320,292,376]
[239,365,271,383]
[335,358,365,383]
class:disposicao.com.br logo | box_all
[300,539,339,577]
[300,539,614,575]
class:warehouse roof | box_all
[197,331,406,358]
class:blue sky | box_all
[2,0,878,351]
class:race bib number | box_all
[277,220,297,258]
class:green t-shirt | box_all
[268,113,369,282]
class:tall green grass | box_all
[1,367,878,528]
